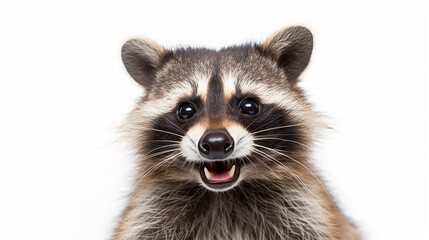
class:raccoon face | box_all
[122,26,320,192]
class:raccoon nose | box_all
[198,129,234,160]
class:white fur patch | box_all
[180,122,254,162]
[226,123,254,159]
[194,73,210,102]
[222,72,237,100]
[139,82,194,119]
[239,80,295,108]
[180,124,206,161]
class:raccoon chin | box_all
[198,159,242,192]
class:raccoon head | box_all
[122,26,321,192]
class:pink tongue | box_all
[210,172,232,182]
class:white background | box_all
[0,1,427,240]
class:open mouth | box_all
[199,160,241,190]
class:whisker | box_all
[254,144,335,207]
[255,138,311,155]
[163,153,184,176]
[158,116,198,147]
[242,106,280,131]
[254,137,311,151]
[244,106,277,130]
[253,133,300,138]
[132,126,184,139]
[252,149,315,199]
[144,144,181,156]
[251,149,329,221]
[140,148,180,161]
[139,140,182,144]
[130,152,181,194]
[247,154,284,180]
[161,115,187,135]
[251,123,307,135]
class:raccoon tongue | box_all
[204,163,235,183]
[210,172,231,182]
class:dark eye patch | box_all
[139,97,203,158]
[227,94,306,157]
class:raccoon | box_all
[114,26,361,240]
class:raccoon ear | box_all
[261,26,313,83]
[121,38,168,89]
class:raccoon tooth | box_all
[227,165,236,178]
[204,167,213,180]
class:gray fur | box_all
[115,26,361,240]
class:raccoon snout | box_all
[198,129,234,160]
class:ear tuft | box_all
[121,38,168,89]
[261,26,313,83]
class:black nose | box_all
[198,129,234,160]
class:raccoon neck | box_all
[123,180,332,240]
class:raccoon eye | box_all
[240,99,259,115]
[178,103,196,120]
